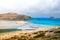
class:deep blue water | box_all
[26,18,60,27]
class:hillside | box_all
[0,13,32,21]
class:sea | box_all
[26,18,60,28]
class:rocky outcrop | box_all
[15,15,32,20]
[0,13,32,21]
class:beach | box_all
[0,21,27,29]
[0,21,30,39]
[0,20,60,40]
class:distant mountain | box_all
[50,16,55,19]
[0,13,32,21]
[50,16,60,20]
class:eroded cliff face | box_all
[0,13,32,21]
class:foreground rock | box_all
[0,13,32,21]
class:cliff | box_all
[0,13,32,21]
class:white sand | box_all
[0,21,27,29]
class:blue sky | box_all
[0,0,60,18]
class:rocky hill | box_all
[0,13,32,21]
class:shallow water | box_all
[26,18,60,28]
[0,18,60,33]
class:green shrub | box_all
[33,32,45,38]
[54,31,60,33]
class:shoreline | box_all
[0,20,60,33]
[0,21,60,40]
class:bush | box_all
[34,32,45,38]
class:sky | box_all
[0,0,60,18]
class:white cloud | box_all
[0,0,59,10]
[26,0,59,13]
[0,0,59,17]
[0,0,38,10]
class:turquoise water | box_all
[26,18,60,27]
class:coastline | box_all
[0,21,60,40]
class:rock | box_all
[45,32,54,37]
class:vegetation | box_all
[1,28,60,40]
[33,31,45,38]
